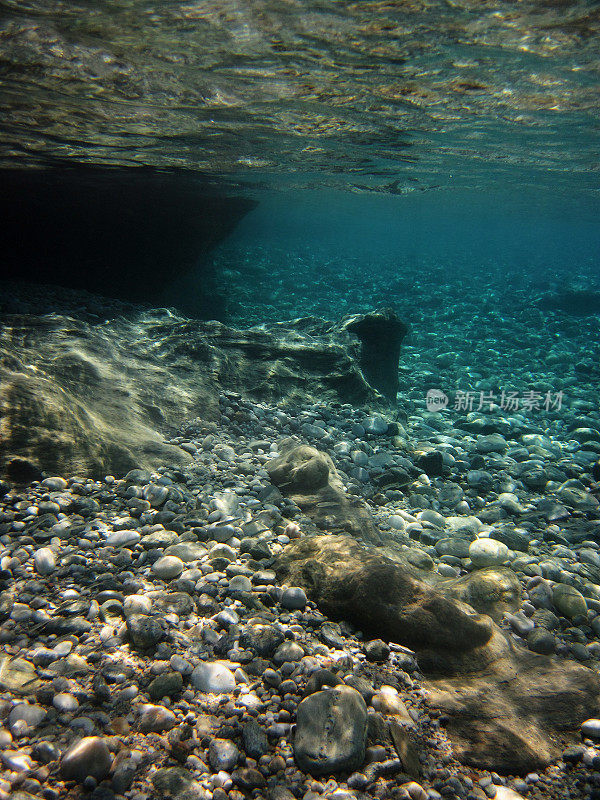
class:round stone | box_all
[151,556,184,580]
[53,693,79,713]
[552,583,588,620]
[477,434,508,454]
[469,538,509,568]
[281,586,307,611]
[34,547,56,576]
[364,416,388,435]
[208,738,240,771]
[59,736,112,783]
[229,575,252,592]
[273,641,304,665]
[581,719,600,741]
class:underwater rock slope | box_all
[0,305,401,480]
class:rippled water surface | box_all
[1,0,599,193]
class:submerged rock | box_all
[267,440,382,543]
[276,534,600,773]
[293,685,367,775]
[0,308,403,478]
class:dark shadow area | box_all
[538,289,600,316]
[0,167,256,319]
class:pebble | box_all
[191,662,236,693]
[59,737,112,783]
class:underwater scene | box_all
[1,2,600,800]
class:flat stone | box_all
[0,656,42,694]
[106,530,140,548]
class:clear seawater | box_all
[0,0,599,332]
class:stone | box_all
[8,703,47,737]
[276,535,493,658]
[273,641,304,664]
[527,628,556,655]
[190,662,236,694]
[106,530,140,548]
[281,586,307,610]
[267,441,381,544]
[239,624,284,658]
[293,686,367,775]
[364,639,390,662]
[581,719,600,741]
[126,614,165,648]
[469,539,509,568]
[341,308,407,401]
[59,737,112,783]
[34,548,56,575]
[139,704,177,733]
[148,671,183,700]
[0,656,42,694]
[152,555,184,580]
[152,766,195,797]
[552,583,587,620]
[446,568,521,622]
[208,739,239,771]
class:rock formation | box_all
[266,439,382,544]
[0,168,256,319]
[275,534,600,773]
[0,307,405,480]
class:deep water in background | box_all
[206,188,600,327]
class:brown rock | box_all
[276,534,600,773]
[267,442,382,543]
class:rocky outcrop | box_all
[0,168,255,320]
[0,307,405,480]
[266,440,382,544]
[275,535,600,773]
[342,308,407,401]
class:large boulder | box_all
[276,535,600,773]
[266,441,382,544]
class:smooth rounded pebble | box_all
[469,538,509,568]
[59,736,112,783]
[151,555,184,580]
[281,586,308,610]
[581,719,600,741]
[34,547,56,576]
[191,662,236,694]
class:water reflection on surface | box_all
[0,0,598,192]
